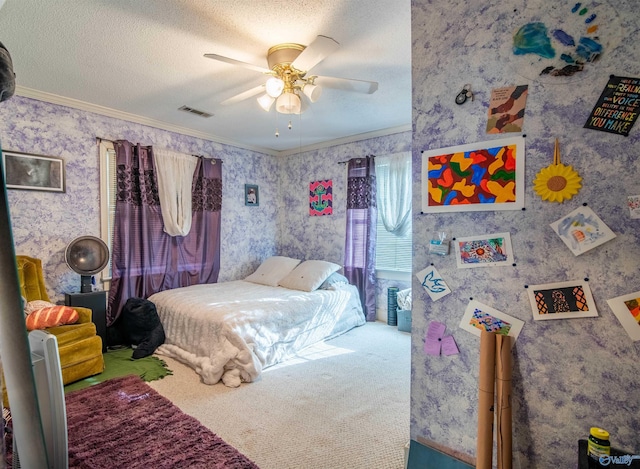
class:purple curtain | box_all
[344,156,377,321]
[107,140,222,325]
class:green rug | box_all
[64,347,173,393]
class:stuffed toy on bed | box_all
[0,41,16,102]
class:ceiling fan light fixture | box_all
[257,93,275,112]
[265,77,284,98]
[302,82,322,103]
[276,92,301,114]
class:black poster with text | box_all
[584,75,640,137]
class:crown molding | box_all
[15,86,278,155]
[15,86,411,157]
[276,124,412,157]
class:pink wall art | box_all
[309,179,333,216]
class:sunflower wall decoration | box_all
[533,138,582,203]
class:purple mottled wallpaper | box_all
[278,131,412,320]
[412,0,639,466]
[0,96,280,299]
[0,95,411,321]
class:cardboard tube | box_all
[496,334,513,469]
[477,330,496,469]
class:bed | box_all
[148,257,365,387]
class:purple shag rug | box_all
[66,375,259,468]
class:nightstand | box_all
[65,291,107,353]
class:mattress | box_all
[149,280,365,386]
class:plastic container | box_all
[387,287,399,326]
[587,427,610,462]
[397,310,412,332]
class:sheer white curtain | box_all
[376,152,411,237]
[153,147,198,236]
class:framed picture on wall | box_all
[606,291,640,341]
[459,299,524,341]
[2,150,65,192]
[550,205,616,256]
[453,232,514,269]
[309,179,333,216]
[421,136,525,213]
[527,280,598,321]
[244,184,259,206]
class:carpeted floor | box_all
[65,375,260,468]
[64,347,173,393]
[150,321,411,469]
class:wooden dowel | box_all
[477,330,496,469]
[496,334,513,469]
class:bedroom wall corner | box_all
[276,131,412,320]
[0,96,279,300]
[276,131,411,265]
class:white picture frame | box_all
[459,299,524,341]
[453,232,514,269]
[606,291,640,341]
[550,205,616,256]
[527,280,598,321]
[421,136,525,213]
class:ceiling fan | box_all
[205,35,378,115]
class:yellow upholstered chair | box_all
[16,255,104,385]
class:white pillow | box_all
[244,256,301,287]
[278,260,341,292]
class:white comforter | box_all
[149,280,365,387]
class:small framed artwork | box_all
[454,232,514,269]
[309,179,332,216]
[421,135,525,213]
[244,184,259,206]
[459,299,524,341]
[527,280,598,321]
[550,205,616,256]
[628,195,640,219]
[2,150,65,192]
[606,291,640,341]
[415,264,451,301]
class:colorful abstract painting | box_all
[454,232,514,269]
[459,300,524,341]
[421,136,525,213]
[309,180,332,216]
[607,291,640,341]
[550,205,616,256]
[527,280,598,321]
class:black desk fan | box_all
[64,236,109,293]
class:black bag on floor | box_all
[120,297,166,359]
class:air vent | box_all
[178,105,213,118]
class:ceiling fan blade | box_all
[291,35,340,72]
[204,53,271,74]
[220,84,265,105]
[314,76,378,94]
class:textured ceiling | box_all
[0,0,412,154]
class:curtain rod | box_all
[337,154,376,164]
[96,137,220,162]
[96,136,117,144]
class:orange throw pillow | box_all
[26,306,79,331]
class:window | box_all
[375,152,412,275]
[99,140,116,282]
